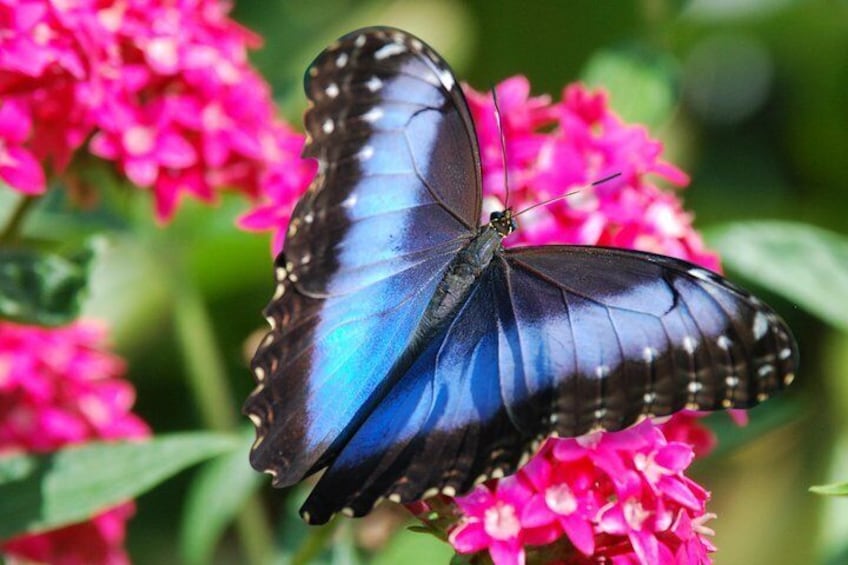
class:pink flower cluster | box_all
[466,77,720,271]
[446,418,716,565]
[0,0,313,222]
[0,320,149,565]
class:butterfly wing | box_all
[299,246,797,523]
[244,27,483,485]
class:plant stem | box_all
[173,275,275,564]
[0,195,38,244]
[291,520,341,565]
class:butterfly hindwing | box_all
[244,28,483,486]
[298,246,797,523]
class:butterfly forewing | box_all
[245,28,483,486]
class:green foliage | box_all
[581,46,678,128]
[180,429,263,565]
[0,432,238,540]
[0,245,94,327]
[707,221,848,330]
[810,482,848,497]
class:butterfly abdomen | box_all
[414,226,503,340]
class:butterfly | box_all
[243,26,798,525]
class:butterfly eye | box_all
[489,211,504,222]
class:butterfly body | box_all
[244,27,798,525]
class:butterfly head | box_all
[489,209,517,237]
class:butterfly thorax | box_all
[409,221,506,350]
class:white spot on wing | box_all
[717,335,731,350]
[682,336,697,354]
[374,43,406,60]
[354,34,366,48]
[335,52,349,67]
[361,107,383,123]
[342,194,358,208]
[687,267,714,282]
[436,66,455,90]
[366,76,383,92]
[358,145,374,161]
[325,82,339,98]
[753,311,769,340]
[322,119,334,134]
[779,347,792,360]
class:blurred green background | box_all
[33,0,845,563]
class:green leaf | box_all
[0,432,238,539]
[706,221,848,330]
[810,481,848,496]
[180,428,263,565]
[0,243,96,326]
[581,46,678,128]
[372,525,455,565]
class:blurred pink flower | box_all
[466,78,720,271]
[237,125,317,254]
[0,0,300,223]
[0,320,150,565]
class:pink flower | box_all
[465,79,720,272]
[0,320,150,565]
[0,98,45,193]
[446,422,715,565]
[0,0,300,223]
[237,125,317,254]
[449,475,552,565]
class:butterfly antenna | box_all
[491,86,510,208]
[512,172,622,218]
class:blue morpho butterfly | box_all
[243,26,798,525]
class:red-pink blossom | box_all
[0,0,301,223]
[466,78,720,271]
[447,422,715,565]
[0,320,150,565]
